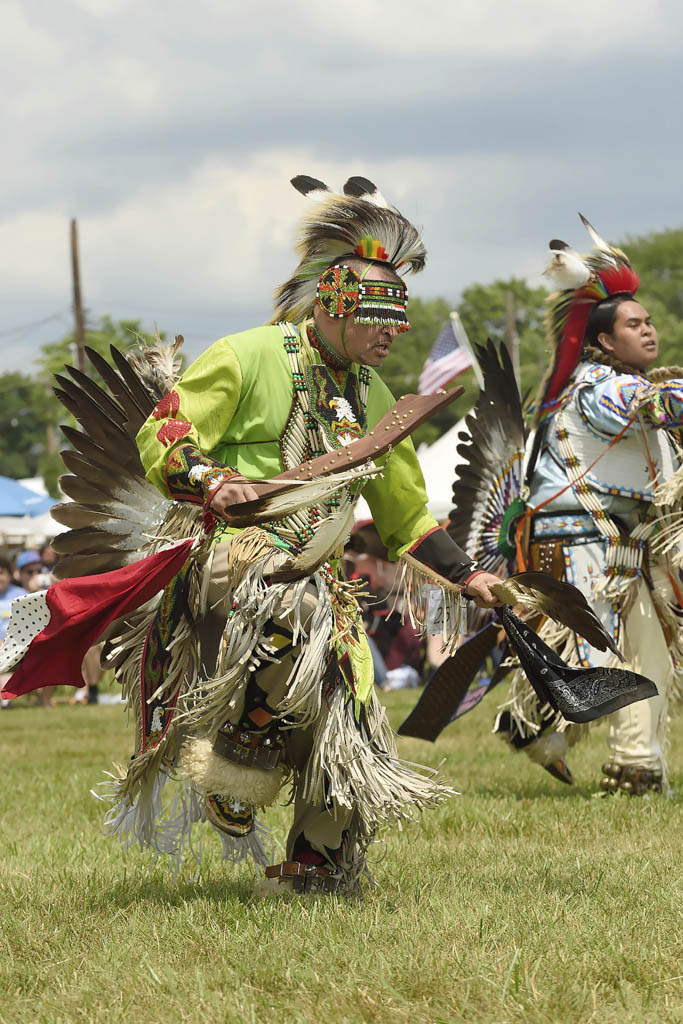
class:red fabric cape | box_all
[1,539,195,699]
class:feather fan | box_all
[223,464,380,528]
[447,339,526,575]
[51,343,180,579]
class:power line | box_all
[0,310,69,340]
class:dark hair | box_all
[0,556,11,574]
[584,293,634,348]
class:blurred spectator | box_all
[348,538,427,693]
[0,555,26,710]
[16,550,52,592]
[39,542,57,573]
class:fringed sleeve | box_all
[397,526,477,652]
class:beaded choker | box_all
[306,321,351,370]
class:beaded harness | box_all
[553,400,659,605]
[269,322,371,553]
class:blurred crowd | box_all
[344,521,450,694]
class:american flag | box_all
[418,312,481,395]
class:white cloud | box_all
[1,0,682,372]
[311,0,683,57]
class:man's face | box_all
[599,300,658,371]
[314,262,406,367]
[19,562,41,588]
[339,319,400,367]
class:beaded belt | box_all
[531,512,600,542]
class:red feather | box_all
[597,265,640,296]
[543,296,593,409]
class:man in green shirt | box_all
[133,175,502,894]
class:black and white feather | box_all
[50,344,182,580]
[447,340,527,576]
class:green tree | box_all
[38,314,161,379]
[0,373,53,481]
[376,296,481,448]
[458,276,550,401]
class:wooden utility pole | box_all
[504,289,521,394]
[70,218,86,373]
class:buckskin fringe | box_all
[303,685,455,831]
[179,543,337,739]
[94,768,205,878]
[211,817,274,870]
[396,552,464,654]
[335,811,376,894]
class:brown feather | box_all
[492,572,623,658]
[63,364,129,427]
[59,426,142,476]
[84,346,150,429]
[53,551,131,580]
[52,528,133,556]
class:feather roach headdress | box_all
[535,214,640,422]
[273,175,426,324]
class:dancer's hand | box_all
[210,476,266,516]
[464,572,504,609]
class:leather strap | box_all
[213,730,282,770]
[223,388,464,526]
[264,860,340,893]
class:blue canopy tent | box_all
[0,477,55,516]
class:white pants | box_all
[607,577,672,772]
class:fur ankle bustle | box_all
[178,737,285,807]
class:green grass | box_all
[1,691,682,1024]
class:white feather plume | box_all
[543,244,591,290]
[343,176,391,209]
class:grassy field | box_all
[1,690,682,1024]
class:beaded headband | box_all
[316,264,410,332]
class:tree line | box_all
[3,227,682,494]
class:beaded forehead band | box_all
[316,265,410,332]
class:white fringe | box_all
[210,817,274,870]
[94,769,205,878]
[303,685,454,831]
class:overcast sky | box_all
[2,0,682,371]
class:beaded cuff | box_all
[164,443,236,505]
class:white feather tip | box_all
[578,213,611,254]
[543,247,591,290]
